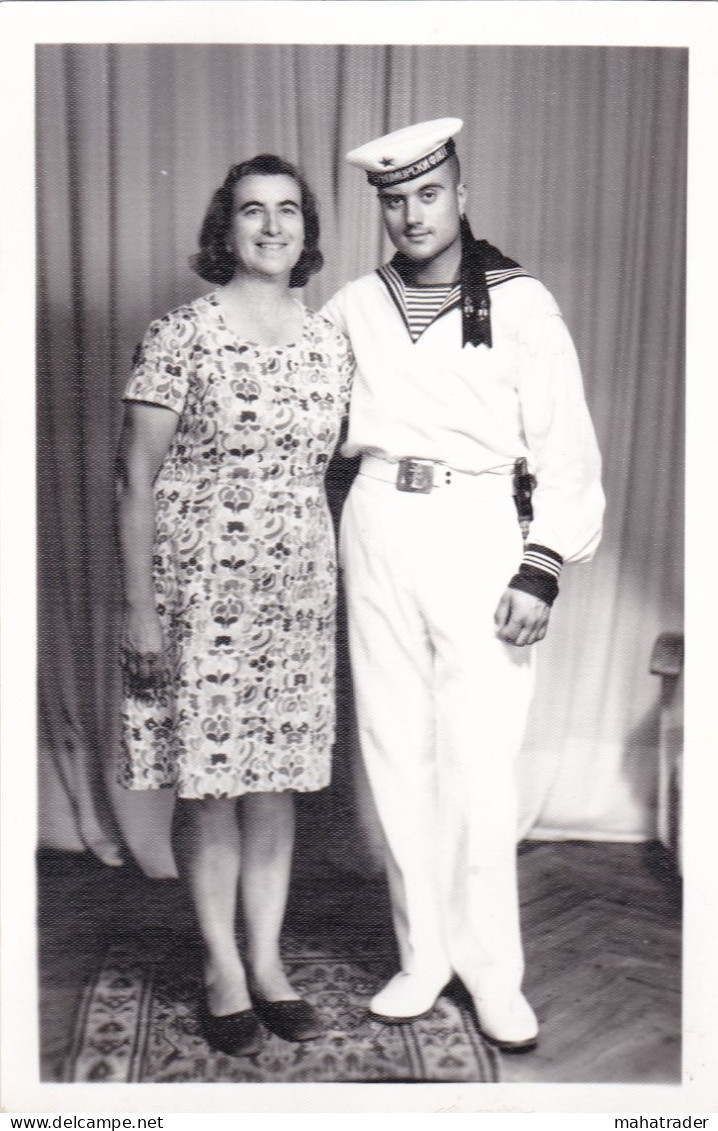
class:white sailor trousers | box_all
[340,468,536,997]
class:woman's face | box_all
[230,174,305,281]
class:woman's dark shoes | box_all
[252,997,327,1042]
[198,999,264,1057]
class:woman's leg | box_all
[238,790,298,1001]
[173,796,251,1016]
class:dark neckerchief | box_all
[386,219,528,348]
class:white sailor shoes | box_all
[471,990,539,1051]
[368,969,452,1023]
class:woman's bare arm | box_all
[116,401,179,685]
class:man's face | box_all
[378,162,466,265]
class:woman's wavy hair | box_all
[190,154,323,288]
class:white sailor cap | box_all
[346,117,463,188]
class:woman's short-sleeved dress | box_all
[119,293,353,800]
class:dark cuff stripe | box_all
[509,546,563,607]
[509,568,559,607]
[521,542,563,577]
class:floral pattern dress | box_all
[119,293,353,800]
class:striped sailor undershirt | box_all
[403,284,456,342]
[378,262,460,342]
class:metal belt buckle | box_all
[396,457,435,493]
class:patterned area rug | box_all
[65,934,500,1083]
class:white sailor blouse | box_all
[322,264,605,604]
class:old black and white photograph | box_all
[1,0,717,1119]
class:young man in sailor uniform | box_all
[322,119,605,1050]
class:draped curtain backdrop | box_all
[36,45,686,876]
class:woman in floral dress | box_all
[116,155,353,1056]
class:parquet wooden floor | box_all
[37,839,681,1083]
[505,841,681,1082]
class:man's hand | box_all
[494,588,551,647]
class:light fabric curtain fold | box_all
[36,45,685,874]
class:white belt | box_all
[359,453,512,493]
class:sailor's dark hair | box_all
[190,154,323,288]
